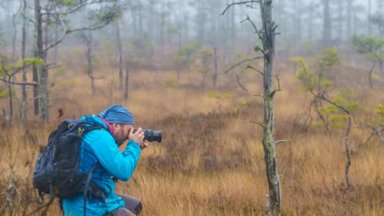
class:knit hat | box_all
[99,104,134,124]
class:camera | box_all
[132,129,162,142]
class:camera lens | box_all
[132,129,162,142]
[143,129,162,142]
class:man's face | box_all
[112,124,134,146]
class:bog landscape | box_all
[1,0,384,215]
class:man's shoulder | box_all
[84,128,114,144]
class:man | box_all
[62,104,149,216]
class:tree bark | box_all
[117,21,123,89]
[12,13,18,60]
[40,0,49,121]
[124,60,130,101]
[85,31,95,95]
[7,75,13,125]
[21,0,27,123]
[212,47,218,88]
[33,0,43,116]
[160,3,166,61]
[53,26,58,65]
[39,62,49,122]
[261,0,281,215]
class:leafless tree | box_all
[223,0,281,215]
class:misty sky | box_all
[0,0,380,19]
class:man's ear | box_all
[111,123,121,131]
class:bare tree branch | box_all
[254,94,264,98]
[241,16,263,40]
[224,56,263,74]
[221,0,260,15]
[40,0,120,16]
[233,73,248,92]
[250,120,265,129]
[363,124,384,145]
[270,75,282,97]
[44,17,116,52]
[276,140,290,144]
[241,16,257,32]
[0,77,36,86]
[246,65,263,76]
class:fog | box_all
[0,0,382,69]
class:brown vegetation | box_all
[1,62,384,215]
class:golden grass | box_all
[1,67,384,215]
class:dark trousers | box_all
[111,195,142,216]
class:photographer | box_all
[62,104,149,216]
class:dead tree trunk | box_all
[117,21,123,89]
[21,0,28,123]
[53,28,58,65]
[261,0,281,214]
[212,47,218,88]
[33,0,42,116]
[39,0,50,122]
[222,0,281,215]
[222,1,281,213]
[124,60,130,101]
[12,13,18,60]
[85,31,95,95]
[7,75,13,125]
[33,0,49,121]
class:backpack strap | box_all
[83,163,99,216]
[96,115,115,136]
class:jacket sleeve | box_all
[89,130,142,181]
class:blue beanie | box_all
[99,104,134,124]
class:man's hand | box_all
[139,140,149,150]
[129,128,145,144]
[128,128,149,150]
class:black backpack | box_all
[33,119,107,199]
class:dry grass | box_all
[1,65,384,216]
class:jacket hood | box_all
[80,115,109,129]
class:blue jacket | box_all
[63,115,142,216]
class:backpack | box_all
[33,119,107,199]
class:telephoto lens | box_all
[143,130,162,142]
[132,129,162,142]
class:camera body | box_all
[133,129,162,142]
